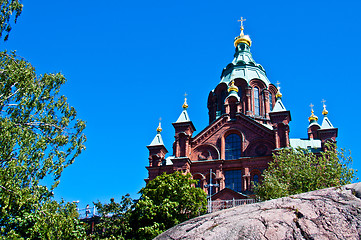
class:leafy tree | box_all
[90,172,207,240]
[91,195,133,240]
[0,0,23,41]
[255,143,357,201]
[130,172,207,239]
[0,51,87,238]
[0,5,87,236]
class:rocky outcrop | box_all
[155,183,361,240]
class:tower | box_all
[146,20,338,199]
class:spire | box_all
[176,94,191,123]
[271,82,287,112]
[234,17,252,47]
[149,119,165,146]
[275,81,283,99]
[321,100,334,129]
[308,103,319,123]
[182,92,188,109]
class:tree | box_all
[0,51,87,238]
[255,143,357,201]
[90,195,133,240]
[90,172,207,240]
[0,2,87,238]
[130,172,207,240]
[0,0,23,41]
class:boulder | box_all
[155,183,361,240]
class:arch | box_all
[192,173,206,188]
[225,133,242,160]
[253,87,260,116]
[220,129,245,160]
[245,139,275,157]
[191,143,220,161]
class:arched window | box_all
[253,174,259,184]
[254,87,260,116]
[225,134,241,160]
[237,87,242,101]
[269,92,273,111]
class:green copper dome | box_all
[219,42,270,86]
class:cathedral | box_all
[146,20,338,200]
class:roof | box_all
[321,116,334,129]
[290,138,322,151]
[176,109,191,123]
[219,43,270,86]
[271,98,287,112]
[148,132,164,147]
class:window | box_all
[253,174,259,184]
[254,87,260,116]
[225,134,241,160]
[237,87,242,100]
[225,170,242,192]
[269,92,273,111]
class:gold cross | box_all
[321,99,326,107]
[184,92,188,98]
[276,81,281,88]
[309,103,314,110]
[238,17,246,30]
[159,117,162,122]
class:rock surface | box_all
[155,183,361,240]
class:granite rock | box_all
[155,183,361,240]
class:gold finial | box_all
[275,81,282,99]
[156,117,162,133]
[234,17,252,47]
[182,92,188,109]
[322,99,328,115]
[308,103,318,122]
[228,80,239,93]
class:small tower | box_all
[224,80,240,119]
[269,84,291,148]
[318,100,338,146]
[172,94,196,158]
[307,103,321,139]
[147,120,168,167]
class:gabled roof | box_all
[176,109,191,123]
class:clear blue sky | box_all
[2,0,360,209]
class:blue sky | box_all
[2,0,361,208]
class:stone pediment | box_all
[192,113,274,147]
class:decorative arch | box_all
[220,129,245,160]
[192,173,206,188]
[191,143,220,161]
[245,139,274,157]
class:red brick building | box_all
[146,22,338,198]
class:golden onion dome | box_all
[182,96,188,109]
[276,87,283,99]
[322,107,328,116]
[234,28,252,47]
[322,100,328,115]
[156,121,162,133]
[308,109,318,122]
[228,80,239,92]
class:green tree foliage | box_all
[0,52,87,237]
[91,195,133,240]
[255,143,357,201]
[91,172,207,240]
[130,172,207,239]
[0,0,23,41]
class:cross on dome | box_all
[238,17,246,31]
